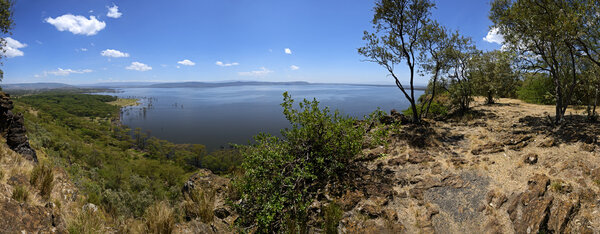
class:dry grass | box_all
[144,201,176,234]
[11,184,29,203]
[66,207,106,234]
[182,187,215,223]
[30,163,54,200]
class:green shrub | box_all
[182,187,215,223]
[322,202,343,234]
[12,185,29,203]
[144,201,175,234]
[233,92,365,232]
[403,101,449,119]
[517,73,555,105]
[30,163,54,200]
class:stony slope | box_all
[329,98,599,233]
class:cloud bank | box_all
[126,62,152,71]
[45,14,106,36]
[2,37,27,58]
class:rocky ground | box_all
[329,98,600,233]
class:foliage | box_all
[233,92,365,232]
[517,73,555,105]
[0,0,14,82]
[182,187,215,223]
[13,93,191,218]
[403,100,448,119]
[12,184,28,203]
[30,163,54,200]
[359,0,436,123]
[322,202,343,234]
[143,201,175,234]
[470,50,520,104]
[490,0,583,123]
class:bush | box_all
[233,92,365,232]
[182,187,215,223]
[143,201,175,234]
[12,185,29,203]
[30,163,54,200]
[322,202,343,234]
[403,101,449,119]
[517,73,555,105]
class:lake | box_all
[99,85,423,151]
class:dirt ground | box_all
[337,98,600,233]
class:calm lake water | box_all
[99,85,423,151]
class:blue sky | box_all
[1,0,502,85]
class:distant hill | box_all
[1,81,426,90]
[148,81,311,88]
[1,83,74,90]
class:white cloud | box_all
[80,48,88,52]
[126,62,152,71]
[238,67,273,77]
[2,37,27,58]
[284,48,292,54]
[45,14,106,36]
[101,49,129,58]
[177,59,195,66]
[290,65,300,71]
[215,61,239,67]
[106,4,122,18]
[37,68,93,77]
[483,28,504,44]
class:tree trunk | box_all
[553,72,564,124]
[486,91,494,105]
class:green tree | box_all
[490,0,581,123]
[0,0,14,82]
[470,50,519,104]
[416,21,453,117]
[445,32,478,113]
[359,0,436,123]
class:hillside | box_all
[0,91,597,233]
[324,98,599,233]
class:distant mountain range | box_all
[1,81,427,90]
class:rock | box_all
[213,207,230,219]
[0,198,58,232]
[182,169,229,196]
[82,203,98,213]
[0,92,37,162]
[513,196,553,234]
[359,204,383,218]
[407,151,434,164]
[591,167,600,182]
[580,143,595,152]
[7,174,28,186]
[471,142,504,155]
[547,198,578,233]
[538,138,556,147]
[520,174,550,205]
[339,190,364,211]
[485,190,508,208]
[522,153,538,165]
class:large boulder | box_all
[0,91,38,162]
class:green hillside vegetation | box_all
[13,93,242,219]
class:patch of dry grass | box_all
[144,201,176,234]
[182,187,215,223]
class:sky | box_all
[1,0,503,85]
